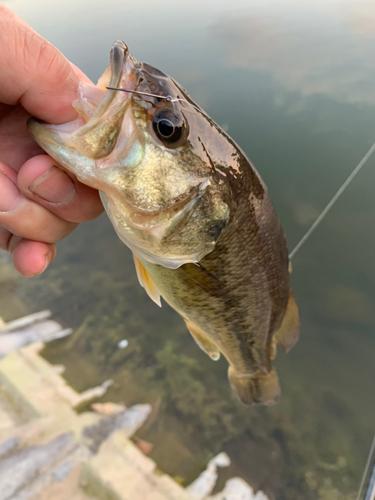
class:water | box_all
[1,0,375,498]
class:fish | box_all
[28,40,299,406]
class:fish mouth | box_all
[110,40,128,89]
[65,39,137,161]
[27,40,141,186]
[90,40,134,123]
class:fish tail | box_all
[228,366,281,407]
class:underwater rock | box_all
[83,404,152,453]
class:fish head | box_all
[28,40,235,268]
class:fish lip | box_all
[109,40,139,94]
[92,40,131,119]
[110,40,128,88]
[27,40,137,163]
[27,117,64,146]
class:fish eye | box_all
[156,119,175,139]
[152,110,184,144]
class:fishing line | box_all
[357,432,375,500]
[287,139,375,498]
[106,86,186,103]
[288,140,375,260]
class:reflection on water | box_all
[2,0,375,498]
[212,0,375,106]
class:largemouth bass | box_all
[28,41,299,406]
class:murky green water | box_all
[2,0,375,498]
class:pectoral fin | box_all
[133,255,161,307]
[185,321,220,361]
[273,290,300,352]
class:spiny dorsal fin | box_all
[133,255,162,307]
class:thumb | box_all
[0,6,80,123]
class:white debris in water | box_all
[187,452,231,499]
[209,477,270,500]
[118,339,129,349]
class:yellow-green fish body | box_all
[28,40,299,406]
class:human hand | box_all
[0,6,103,277]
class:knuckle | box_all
[0,227,12,251]
[0,198,76,244]
[8,234,21,255]
[23,30,71,88]
[0,5,19,22]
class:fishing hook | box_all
[106,86,186,103]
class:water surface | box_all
[2,1,375,498]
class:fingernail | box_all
[36,249,54,275]
[0,171,22,212]
[29,166,77,204]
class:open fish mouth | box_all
[67,40,136,160]
[27,40,142,187]
[104,40,128,91]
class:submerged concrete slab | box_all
[0,312,269,500]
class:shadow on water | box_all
[2,0,375,498]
